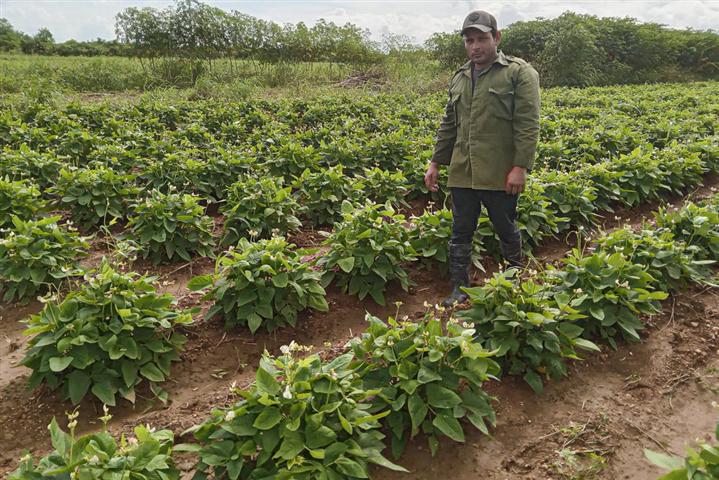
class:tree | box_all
[0,18,22,52]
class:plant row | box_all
[11,194,719,478]
[2,136,717,307]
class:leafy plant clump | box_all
[188,237,328,333]
[0,215,87,302]
[350,311,500,458]
[50,166,140,228]
[128,189,215,264]
[292,165,363,226]
[0,176,45,228]
[654,200,719,261]
[546,249,668,349]
[355,167,409,207]
[222,176,303,245]
[318,201,417,305]
[596,226,714,291]
[459,269,599,394]
[21,260,192,406]
[9,410,180,480]
[183,345,407,479]
[408,208,453,274]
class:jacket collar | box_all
[459,51,509,78]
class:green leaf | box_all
[644,449,684,471]
[253,407,282,430]
[589,306,605,321]
[67,370,91,404]
[91,382,116,406]
[49,356,74,372]
[573,338,601,352]
[334,457,368,478]
[274,430,304,460]
[256,367,280,396]
[417,366,442,384]
[140,363,166,382]
[408,394,428,432]
[432,412,465,442]
[272,272,289,288]
[523,370,544,394]
[247,313,263,333]
[337,257,355,273]
[187,274,213,291]
[426,383,462,408]
[49,418,71,457]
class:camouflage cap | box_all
[461,10,497,35]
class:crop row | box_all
[2,135,716,307]
[10,192,719,479]
[1,84,717,199]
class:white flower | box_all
[282,385,293,399]
[224,410,236,422]
[280,344,291,355]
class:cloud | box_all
[1,0,716,43]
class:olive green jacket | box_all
[431,51,541,190]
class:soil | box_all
[1,179,718,478]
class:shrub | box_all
[0,176,45,228]
[408,208,453,274]
[546,249,668,349]
[128,190,215,264]
[51,166,139,228]
[350,311,499,458]
[0,215,87,302]
[292,165,364,226]
[9,413,179,480]
[184,345,406,479]
[318,201,417,305]
[222,176,303,246]
[355,167,409,206]
[654,201,719,261]
[459,269,599,394]
[596,226,714,291]
[20,261,192,406]
[188,237,328,333]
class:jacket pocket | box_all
[450,90,462,126]
[488,87,514,121]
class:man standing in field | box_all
[424,10,541,307]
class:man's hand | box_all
[424,162,440,192]
[505,166,527,195]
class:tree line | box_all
[1,1,717,87]
[427,12,719,86]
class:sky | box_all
[1,0,718,44]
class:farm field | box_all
[1,80,719,479]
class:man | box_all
[424,10,541,307]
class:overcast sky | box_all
[1,1,717,43]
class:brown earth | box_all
[1,179,718,478]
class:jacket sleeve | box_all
[512,64,541,169]
[430,85,458,166]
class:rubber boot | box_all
[500,236,525,270]
[441,242,473,307]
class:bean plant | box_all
[21,261,192,406]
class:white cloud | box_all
[0,0,716,43]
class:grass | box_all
[0,53,448,102]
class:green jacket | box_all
[431,51,541,190]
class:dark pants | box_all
[450,188,520,247]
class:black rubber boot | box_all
[441,242,473,307]
[500,236,525,270]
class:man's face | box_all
[463,29,500,66]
